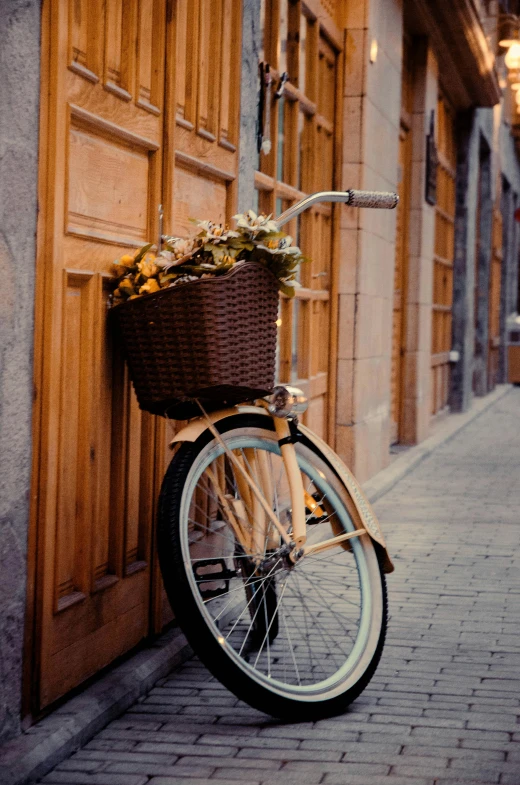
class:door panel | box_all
[33,0,242,709]
[166,0,241,237]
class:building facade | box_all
[1,0,519,744]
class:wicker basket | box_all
[110,261,279,419]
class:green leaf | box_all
[133,243,153,265]
[279,281,296,297]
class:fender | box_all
[298,424,394,574]
[169,405,270,446]
[170,406,394,574]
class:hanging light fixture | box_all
[499,14,520,48]
[505,41,520,68]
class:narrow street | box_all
[39,388,520,785]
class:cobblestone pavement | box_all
[40,389,520,785]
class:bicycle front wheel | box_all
[158,413,387,719]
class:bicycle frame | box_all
[170,190,397,571]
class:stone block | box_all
[366,0,403,70]
[344,0,367,30]
[365,48,401,129]
[354,294,387,358]
[337,294,355,359]
[335,423,355,468]
[344,28,366,97]
[343,97,363,164]
[362,98,400,187]
[337,227,358,293]
[357,233,393,297]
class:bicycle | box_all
[157,189,397,720]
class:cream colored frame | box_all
[170,404,393,572]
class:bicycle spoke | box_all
[279,601,301,686]
[253,579,289,669]
[225,558,282,640]
[294,570,359,642]
[291,571,346,669]
[173,428,382,698]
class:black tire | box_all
[158,414,388,720]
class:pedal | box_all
[192,559,237,601]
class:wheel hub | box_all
[257,542,303,575]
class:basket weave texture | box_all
[111,262,279,418]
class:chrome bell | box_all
[268,385,308,419]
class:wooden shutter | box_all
[256,0,342,442]
[431,96,456,417]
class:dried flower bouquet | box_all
[111,211,305,305]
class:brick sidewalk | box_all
[40,389,520,785]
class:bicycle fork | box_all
[198,390,366,565]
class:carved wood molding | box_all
[409,0,500,109]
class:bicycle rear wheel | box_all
[158,413,387,719]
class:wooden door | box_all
[256,0,342,442]
[31,0,241,712]
[390,40,413,444]
[431,96,456,417]
[488,207,503,389]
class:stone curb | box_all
[363,384,512,504]
[0,630,192,785]
[0,384,511,785]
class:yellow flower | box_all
[119,278,136,297]
[139,278,160,295]
[119,254,136,266]
[137,253,159,278]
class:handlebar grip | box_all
[346,190,399,209]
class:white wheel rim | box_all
[178,428,383,702]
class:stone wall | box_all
[0,0,41,743]
[334,0,402,482]
[237,0,261,213]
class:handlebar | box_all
[276,189,398,228]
